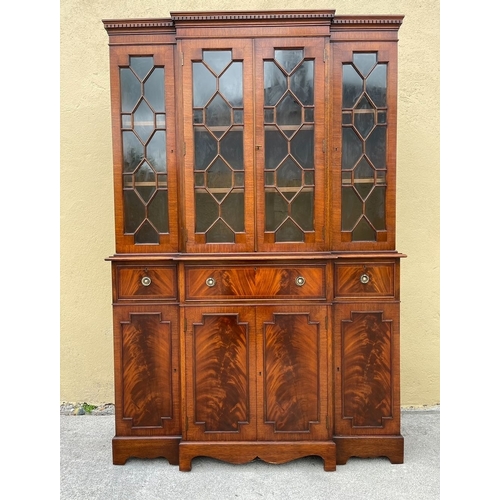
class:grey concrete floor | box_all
[60,407,439,499]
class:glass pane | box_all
[207,158,232,189]
[354,157,374,180]
[203,50,231,75]
[122,114,132,128]
[206,219,234,243]
[195,192,219,232]
[234,109,243,124]
[193,109,203,124]
[352,53,377,77]
[234,172,244,187]
[206,94,231,128]
[291,191,313,231]
[124,191,145,233]
[291,60,314,105]
[354,111,375,139]
[130,56,153,80]
[264,61,286,106]
[304,171,314,185]
[120,68,141,113]
[342,65,363,108]
[194,129,217,171]
[156,114,165,128]
[265,191,288,231]
[277,158,302,188]
[133,100,154,142]
[146,131,166,173]
[276,93,302,127]
[367,64,387,107]
[365,186,386,230]
[144,68,165,111]
[276,219,303,242]
[352,217,376,241]
[341,187,362,231]
[134,162,156,203]
[122,131,144,173]
[275,49,303,73]
[135,220,159,244]
[193,63,216,107]
[342,128,362,170]
[305,108,314,122]
[264,108,274,123]
[194,173,205,187]
[265,128,288,170]
[221,192,245,232]
[377,111,387,124]
[366,126,387,169]
[220,62,243,107]
[220,129,244,169]
[291,129,314,169]
[148,191,169,233]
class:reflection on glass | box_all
[264,48,315,242]
[144,69,165,111]
[193,50,245,242]
[341,52,388,240]
[193,63,216,107]
[121,56,169,242]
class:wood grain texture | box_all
[193,314,250,432]
[121,312,174,428]
[185,265,326,299]
[179,441,336,471]
[116,265,177,300]
[335,263,394,298]
[264,313,319,432]
[342,311,392,427]
[105,9,405,470]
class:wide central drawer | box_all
[185,265,326,300]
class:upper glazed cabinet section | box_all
[103,11,403,254]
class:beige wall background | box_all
[60,0,440,406]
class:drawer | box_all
[335,262,395,298]
[185,265,326,300]
[115,265,177,301]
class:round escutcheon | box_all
[206,277,216,287]
[360,273,370,284]
[295,276,306,287]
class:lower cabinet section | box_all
[110,259,404,470]
[180,305,336,471]
[333,302,403,464]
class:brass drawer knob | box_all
[141,276,152,287]
[360,273,370,284]
[295,276,306,287]
[206,277,216,287]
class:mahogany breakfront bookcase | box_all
[103,10,405,471]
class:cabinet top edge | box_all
[103,11,404,33]
[106,252,407,262]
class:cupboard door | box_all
[108,45,179,253]
[254,38,327,252]
[256,306,330,440]
[181,40,255,253]
[184,307,257,441]
[331,42,399,251]
[334,303,401,435]
[113,305,180,436]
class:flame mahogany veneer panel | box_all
[185,265,326,300]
